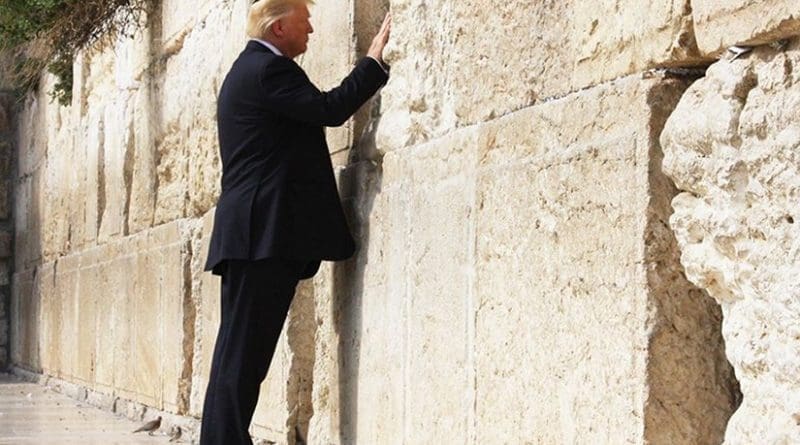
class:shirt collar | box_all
[251,38,283,56]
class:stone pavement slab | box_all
[0,374,175,444]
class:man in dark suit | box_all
[200,0,391,443]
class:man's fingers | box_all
[379,13,391,36]
[380,14,391,43]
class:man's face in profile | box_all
[281,4,314,58]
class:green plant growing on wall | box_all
[0,0,150,105]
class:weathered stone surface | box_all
[160,0,219,48]
[376,0,704,152]
[15,221,192,411]
[128,80,157,234]
[307,76,737,444]
[311,161,408,444]
[471,76,735,444]
[661,42,800,444]
[692,0,800,55]
[189,210,217,418]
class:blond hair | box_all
[246,0,315,40]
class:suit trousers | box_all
[199,257,307,445]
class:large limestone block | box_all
[128,83,157,233]
[16,93,47,179]
[692,0,800,55]
[130,222,190,411]
[376,0,704,151]
[472,76,736,444]
[661,42,800,444]
[28,221,193,411]
[37,262,61,376]
[97,96,135,243]
[314,161,408,445]
[55,256,82,383]
[40,93,85,259]
[404,134,477,444]
[305,263,340,445]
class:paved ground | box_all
[0,374,176,444]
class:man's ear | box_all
[270,20,284,38]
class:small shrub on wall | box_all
[0,0,150,105]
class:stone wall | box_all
[662,41,800,445]
[5,0,800,444]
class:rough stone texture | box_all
[376,0,705,152]
[471,76,734,444]
[303,76,738,444]
[692,0,800,55]
[12,220,193,411]
[661,41,800,444]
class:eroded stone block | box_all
[28,221,192,411]
[692,0,800,55]
[661,42,800,444]
[97,98,134,242]
[376,0,704,152]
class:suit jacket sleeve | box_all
[260,57,388,127]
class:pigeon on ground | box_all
[132,416,161,435]
[168,425,182,442]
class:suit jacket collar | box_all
[246,39,280,56]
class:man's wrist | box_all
[367,56,389,75]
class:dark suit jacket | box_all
[205,41,389,277]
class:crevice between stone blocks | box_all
[177,221,198,415]
[642,79,741,444]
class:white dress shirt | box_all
[252,38,283,56]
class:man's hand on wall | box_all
[367,13,392,65]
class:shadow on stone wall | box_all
[0,92,15,370]
[644,80,742,444]
[330,0,390,441]
[333,157,383,445]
